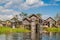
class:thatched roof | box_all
[29,14,41,19]
[23,18,31,22]
[46,17,56,21]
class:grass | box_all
[43,27,60,32]
[0,26,30,34]
[1,26,60,34]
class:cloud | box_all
[20,0,45,10]
[55,0,60,1]
[4,0,58,10]
[26,0,43,5]
[0,0,9,4]
[0,15,13,21]
[0,0,59,20]
[0,0,23,4]
[0,6,21,20]
[1,9,21,15]
[0,6,21,15]
[4,0,48,10]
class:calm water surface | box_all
[41,33,60,40]
[0,33,60,40]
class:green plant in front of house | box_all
[44,27,60,32]
[0,26,30,34]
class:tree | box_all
[11,15,18,22]
[20,12,28,18]
[36,13,42,18]
[54,13,60,21]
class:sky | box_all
[0,0,60,20]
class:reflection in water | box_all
[10,33,24,40]
[12,33,20,40]
[0,33,23,40]
[56,33,60,40]
[0,33,24,40]
[0,33,60,40]
[49,33,56,40]
[0,34,6,40]
[42,33,49,40]
[41,33,60,40]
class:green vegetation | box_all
[36,13,42,18]
[44,27,60,32]
[54,13,60,21]
[0,26,30,34]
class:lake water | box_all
[41,33,60,40]
[0,33,60,40]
